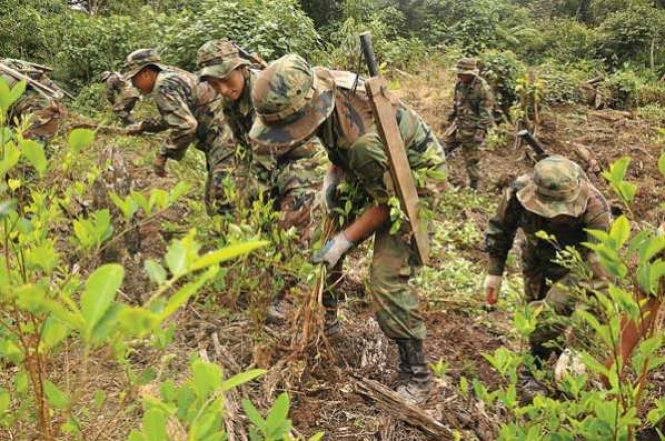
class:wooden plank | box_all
[365,77,430,265]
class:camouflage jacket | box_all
[317,69,446,204]
[153,67,228,161]
[485,175,611,276]
[451,75,493,134]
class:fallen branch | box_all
[353,377,455,440]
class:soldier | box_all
[196,39,323,237]
[100,70,140,125]
[483,155,611,366]
[448,58,493,189]
[1,58,67,141]
[120,48,234,214]
[248,54,446,403]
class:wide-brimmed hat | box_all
[197,39,250,81]
[122,48,166,81]
[517,155,590,218]
[454,57,479,75]
[249,54,335,149]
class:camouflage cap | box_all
[517,155,590,218]
[121,48,166,81]
[455,58,479,75]
[197,39,250,81]
[249,54,335,149]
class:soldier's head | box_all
[517,155,590,219]
[249,54,336,150]
[455,58,479,83]
[197,39,250,101]
[122,48,165,94]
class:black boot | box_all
[395,339,432,404]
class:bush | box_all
[538,60,593,104]
[480,49,526,116]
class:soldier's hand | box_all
[473,130,486,144]
[483,274,502,306]
[126,121,144,135]
[153,154,168,177]
[312,232,354,269]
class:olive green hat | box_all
[517,155,590,218]
[121,48,166,81]
[249,54,335,149]
[197,39,250,81]
[455,57,479,75]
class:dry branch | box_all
[353,377,455,440]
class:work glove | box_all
[473,129,486,144]
[153,154,168,177]
[312,232,354,269]
[321,166,345,213]
[126,121,145,135]
[483,274,502,305]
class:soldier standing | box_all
[1,58,67,142]
[248,54,446,403]
[448,58,493,189]
[120,48,234,214]
[196,39,323,237]
[100,70,140,125]
[483,155,610,367]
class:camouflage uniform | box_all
[449,58,493,189]
[485,156,611,360]
[1,58,67,141]
[249,55,447,342]
[197,40,323,234]
[101,71,140,124]
[121,49,233,214]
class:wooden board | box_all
[365,77,430,265]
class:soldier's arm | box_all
[154,81,198,161]
[485,185,522,276]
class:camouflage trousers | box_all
[454,131,482,188]
[324,221,426,341]
[9,93,66,141]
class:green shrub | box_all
[480,49,526,116]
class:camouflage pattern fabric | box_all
[1,58,66,141]
[197,39,250,81]
[215,68,324,232]
[316,69,446,341]
[104,71,140,124]
[449,74,493,187]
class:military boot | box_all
[324,307,341,337]
[395,339,432,404]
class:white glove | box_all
[483,274,503,305]
[321,166,345,213]
[312,232,354,269]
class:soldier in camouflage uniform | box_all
[248,54,447,403]
[197,39,323,237]
[448,58,493,189]
[121,48,234,214]
[1,58,67,141]
[483,155,610,362]
[101,70,140,125]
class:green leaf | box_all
[191,359,223,398]
[609,215,631,247]
[165,240,187,277]
[0,388,9,414]
[0,79,25,111]
[308,433,325,441]
[44,380,69,409]
[20,139,47,175]
[81,264,124,341]
[222,369,266,392]
[190,241,268,272]
[94,390,106,410]
[144,259,167,285]
[128,430,146,441]
[160,266,217,321]
[68,128,95,153]
[265,392,291,437]
[40,314,70,351]
[658,151,665,179]
[142,408,167,441]
[242,398,266,429]
[0,141,21,177]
